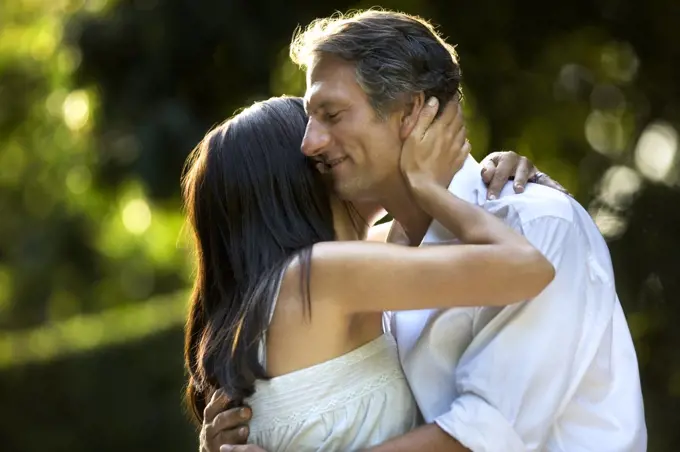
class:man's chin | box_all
[335,185,381,207]
[333,182,361,201]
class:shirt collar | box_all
[420,155,488,245]
[447,155,488,205]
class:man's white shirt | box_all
[385,156,647,451]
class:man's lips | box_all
[325,156,348,169]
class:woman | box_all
[183,96,555,451]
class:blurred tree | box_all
[0,0,678,450]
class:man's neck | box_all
[377,178,433,246]
[378,156,483,245]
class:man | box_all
[203,10,646,451]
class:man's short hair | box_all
[290,9,462,117]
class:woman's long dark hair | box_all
[182,97,336,423]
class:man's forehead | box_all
[304,59,361,111]
[304,82,340,108]
[304,78,349,112]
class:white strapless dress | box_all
[245,334,420,451]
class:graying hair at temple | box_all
[290,10,464,118]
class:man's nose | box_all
[301,118,331,157]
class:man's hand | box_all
[200,390,252,452]
[480,151,569,199]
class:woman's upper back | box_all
[263,255,382,378]
[251,262,419,451]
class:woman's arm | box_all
[303,97,553,313]
[299,185,554,313]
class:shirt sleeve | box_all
[434,215,620,451]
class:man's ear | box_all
[399,93,426,141]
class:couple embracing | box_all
[183,10,646,452]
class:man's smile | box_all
[317,155,349,171]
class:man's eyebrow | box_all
[304,99,335,115]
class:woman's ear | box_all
[399,93,426,140]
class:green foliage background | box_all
[0,0,678,450]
